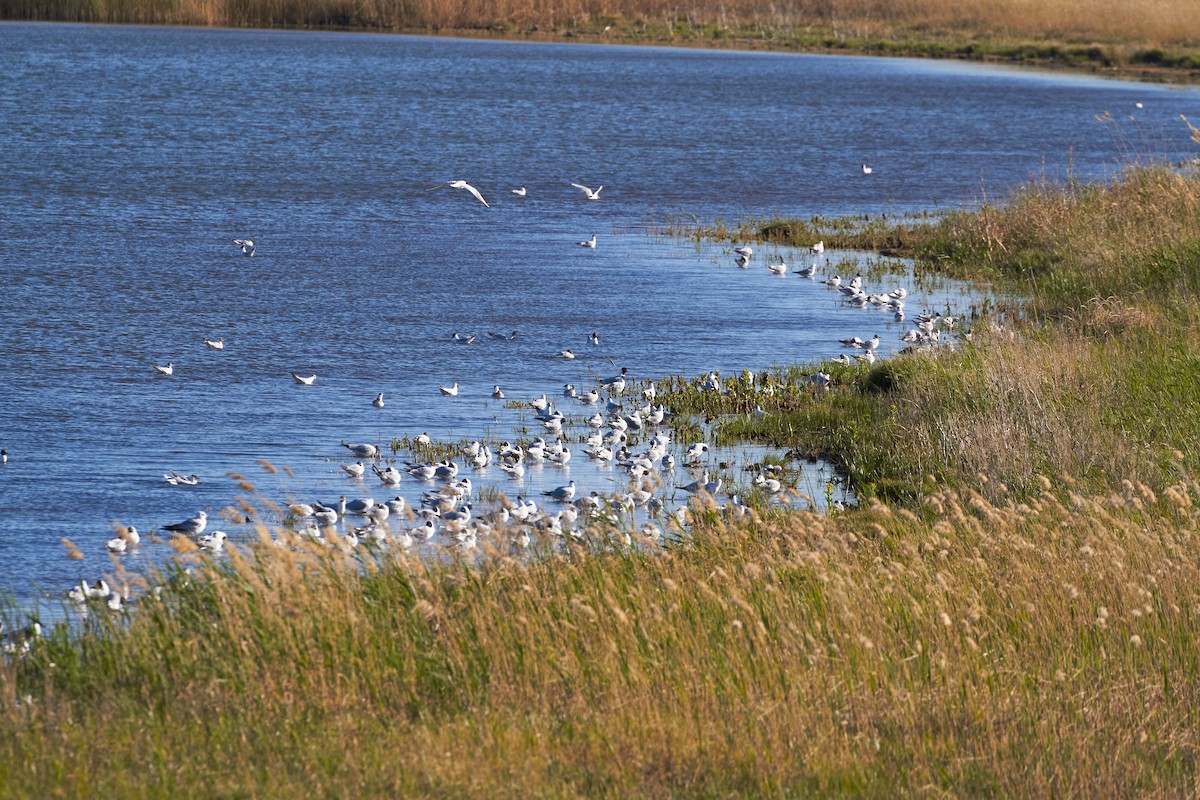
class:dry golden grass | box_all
[6,0,1200,66]
[3,479,1200,796]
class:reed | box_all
[5,0,1200,78]
[3,475,1200,796]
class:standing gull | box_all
[160,510,207,536]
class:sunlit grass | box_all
[4,476,1200,796]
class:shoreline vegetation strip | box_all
[5,0,1200,83]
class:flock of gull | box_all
[15,175,964,632]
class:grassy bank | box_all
[5,0,1200,81]
[4,164,1200,793]
[4,478,1200,797]
[658,164,1200,503]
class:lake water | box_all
[1,22,1198,604]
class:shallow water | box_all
[1,22,1198,602]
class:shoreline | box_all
[5,17,1200,84]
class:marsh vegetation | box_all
[5,0,1200,79]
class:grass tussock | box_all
[4,478,1200,797]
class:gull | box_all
[563,383,577,398]
[824,275,841,288]
[198,531,227,551]
[586,332,600,347]
[855,350,877,365]
[602,367,629,393]
[810,240,825,255]
[372,392,385,408]
[385,496,408,515]
[862,164,873,175]
[684,442,710,462]
[415,432,431,446]
[344,443,378,458]
[431,180,489,207]
[571,183,603,200]
[1,449,6,464]
[450,332,476,344]
[488,330,518,341]
[233,238,255,257]
[840,336,865,348]
[154,362,174,376]
[341,461,366,479]
[578,234,597,248]
[754,473,784,494]
[834,353,851,365]
[492,385,505,400]
[407,463,437,480]
[530,394,549,412]
[544,480,576,502]
[557,349,576,360]
[164,472,200,486]
[106,536,127,553]
[512,186,527,196]
[203,337,225,350]
[768,261,787,275]
[580,388,599,406]
[343,496,376,515]
[161,510,207,536]
[439,382,459,396]
[312,505,338,527]
[291,372,316,385]
[499,459,525,478]
[733,245,753,258]
[794,263,817,278]
[865,334,881,352]
[735,254,750,269]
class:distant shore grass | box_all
[5,0,1200,82]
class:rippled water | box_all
[1,22,1198,601]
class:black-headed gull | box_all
[512,186,527,196]
[862,164,873,175]
[431,180,489,207]
[439,382,459,396]
[578,234,597,248]
[492,385,505,399]
[198,530,227,551]
[344,442,378,458]
[544,480,576,502]
[233,238,255,257]
[810,240,825,254]
[291,372,316,385]
[571,183,603,200]
[341,461,366,479]
[203,337,225,350]
[372,392,385,408]
[154,362,174,376]
[733,245,753,258]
